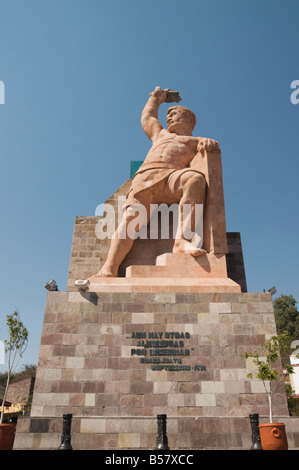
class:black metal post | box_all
[249,413,262,450]
[58,413,73,450]
[156,414,170,450]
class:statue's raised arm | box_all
[141,87,181,143]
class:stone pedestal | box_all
[14,290,298,450]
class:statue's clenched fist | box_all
[150,86,181,104]
[199,137,219,152]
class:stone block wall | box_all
[226,233,247,292]
[13,290,298,449]
[30,291,287,420]
[6,377,35,404]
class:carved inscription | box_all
[131,331,206,371]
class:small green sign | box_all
[130,161,143,178]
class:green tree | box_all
[274,295,299,357]
[0,311,28,423]
[242,332,295,423]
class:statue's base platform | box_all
[126,253,228,278]
[89,253,241,293]
[88,276,240,293]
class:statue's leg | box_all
[172,171,207,256]
[96,204,150,277]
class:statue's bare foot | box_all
[95,271,115,278]
[173,239,207,257]
[94,264,118,277]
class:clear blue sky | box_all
[0,0,298,371]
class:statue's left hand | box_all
[199,138,219,152]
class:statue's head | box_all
[166,106,196,134]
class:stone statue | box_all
[97,86,219,277]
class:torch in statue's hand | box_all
[150,86,181,104]
[163,88,182,103]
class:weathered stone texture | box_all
[13,290,297,450]
[29,291,287,420]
